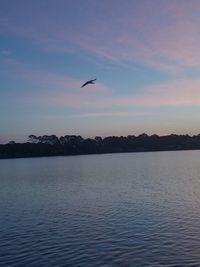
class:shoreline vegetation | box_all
[1,133,200,159]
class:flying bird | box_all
[81,78,97,88]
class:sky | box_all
[1,0,200,143]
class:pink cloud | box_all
[80,1,200,73]
[2,1,200,73]
[32,77,200,109]
[116,79,200,107]
[3,58,107,94]
[4,58,200,110]
[2,58,111,108]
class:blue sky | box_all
[1,0,200,143]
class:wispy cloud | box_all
[1,49,11,56]
[118,79,200,107]
[3,58,200,109]
[41,75,200,109]
[46,111,151,121]
[2,58,111,108]
[2,1,200,73]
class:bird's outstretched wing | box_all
[81,78,97,88]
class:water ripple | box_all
[1,151,200,266]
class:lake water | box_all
[1,150,200,267]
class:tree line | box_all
[1,133,200,159]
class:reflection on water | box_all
[1,150,200,266]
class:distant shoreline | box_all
[1,148,200,160]
[1,133,200,159]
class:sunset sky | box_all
[1,0,200,143]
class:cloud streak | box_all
[3,58,200,110]
[2,0,200,73]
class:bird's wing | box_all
[81,81,89,87]
[81,78,97,87]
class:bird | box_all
[81,78,97,88]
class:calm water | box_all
[1,151,200,267]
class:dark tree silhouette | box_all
[0,133,199,159]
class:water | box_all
[1,150,200,266]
